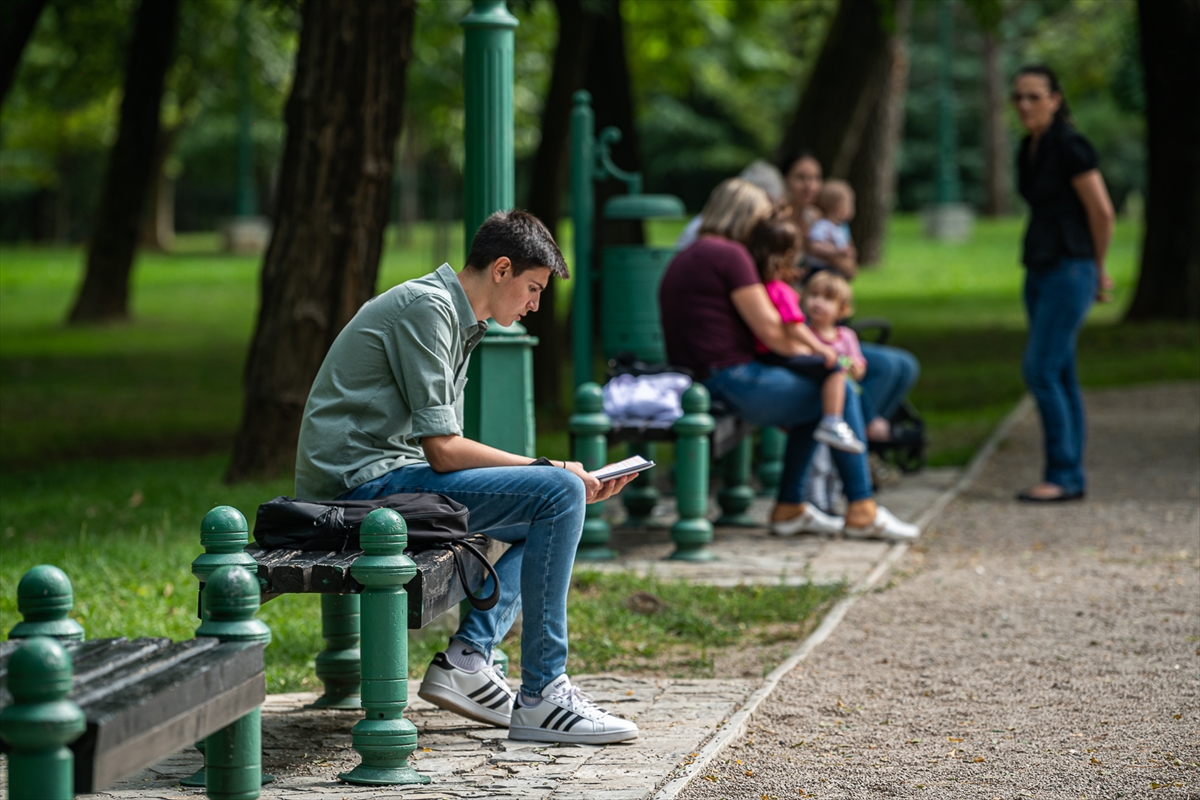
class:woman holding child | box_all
[780,150,921,449]
[658,178,918,541]
[1011,65,1114,502]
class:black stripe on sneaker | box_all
[470,685,506,705]
[551,711,581,731]
[486,694,511,710]
[561,713,586,732]
[542,707,568,729]
[433,652,453,669]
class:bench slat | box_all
[309,549,362,593]
[71,638,222,708]
[608,413,753,460]
[72,640,264,793]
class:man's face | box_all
[494,264,551,326]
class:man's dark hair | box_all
[465,210,569,279]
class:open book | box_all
[590,455,656,482]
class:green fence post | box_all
[185,505,260,787]
[570,381,614,560]
[8,565,85,642]
[756,426,786,496]
[310,594,361,709]
[715,436,756,527]
[0,637,86,800]
[196,565,271,800]
[339,508,428,786]
[669,384,716,561]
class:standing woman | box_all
[1013,65,1115,502]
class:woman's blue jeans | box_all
[340,463,585,697]
[705,361,873,505]
[1022,258,1096,494]
[859,343,920,423]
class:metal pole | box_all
[461,0,517,251]
[235,0,256,218]
[570,91,595,390]
[935,0,960,205]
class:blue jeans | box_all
[705,361,873,505]
[859,343,920,423]
[340,463,585,697]
[1023,258,1096,494]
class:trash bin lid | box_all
[603,194,685,220]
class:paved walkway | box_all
[55,466,956,799]
[676,383,1199,799]
[30,384,1198,799]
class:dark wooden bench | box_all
[193,504,501,788]
[1,564,267,800]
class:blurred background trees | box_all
[0,0,1192,476]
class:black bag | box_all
[253,493,499,611]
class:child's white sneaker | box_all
[509,674,638,744]
[814,419,867,454]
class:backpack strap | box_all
[433,535,500,611]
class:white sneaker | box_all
[770,503,844,537]
[509,674,639,744]
[843,505,920,541]
[814,419,867,454]
[418,652,514,727]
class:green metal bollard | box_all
[310,594,362,709]
[620,442,663,527]
[669,385,717,561]
[339,508,429,786]
[570,382,614,560]
[757,426,787,496]
[186,505,260,788]
[195,565,271,800]
[0,637,86,800]
[716,437,757,527]
[8,565,85,642]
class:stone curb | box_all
[649,394,1035,799]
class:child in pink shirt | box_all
[747,218,865,454]
[801,270,867,382]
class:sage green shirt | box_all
[295,264,488,500]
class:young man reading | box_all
[295,210,639,744]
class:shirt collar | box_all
[432,263,489,338]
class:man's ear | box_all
[491,256,512,283]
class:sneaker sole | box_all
[418,682,512,727]
[509,724,638,745]
[842,526,918,541]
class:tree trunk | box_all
[776,0,893,179]
[0,0,46,110]
[1126,0,1200,321]
[140,126,181,251]
[524,0,597,412]
[848,0,912,266]
[980,29,1010,217]
[226,0,416,483]
[67,0,179,324]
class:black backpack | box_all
[253,493,499,611]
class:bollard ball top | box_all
[202,505,248,535]
[17,564,73,606]
[681,383,711,413]
[6,637,73,703]
[574,381,603,412]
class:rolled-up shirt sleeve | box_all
[385,293,462,441]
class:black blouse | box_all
[1017,117,1099,269]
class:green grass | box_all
[1,215,1196,690]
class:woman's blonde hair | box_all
[804,270,854,317]
[698,178,773,244]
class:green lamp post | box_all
[460,0,539,457]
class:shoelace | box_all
[548,684,608,721]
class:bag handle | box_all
[436,536,500,611]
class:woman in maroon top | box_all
[659,179,918,541]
